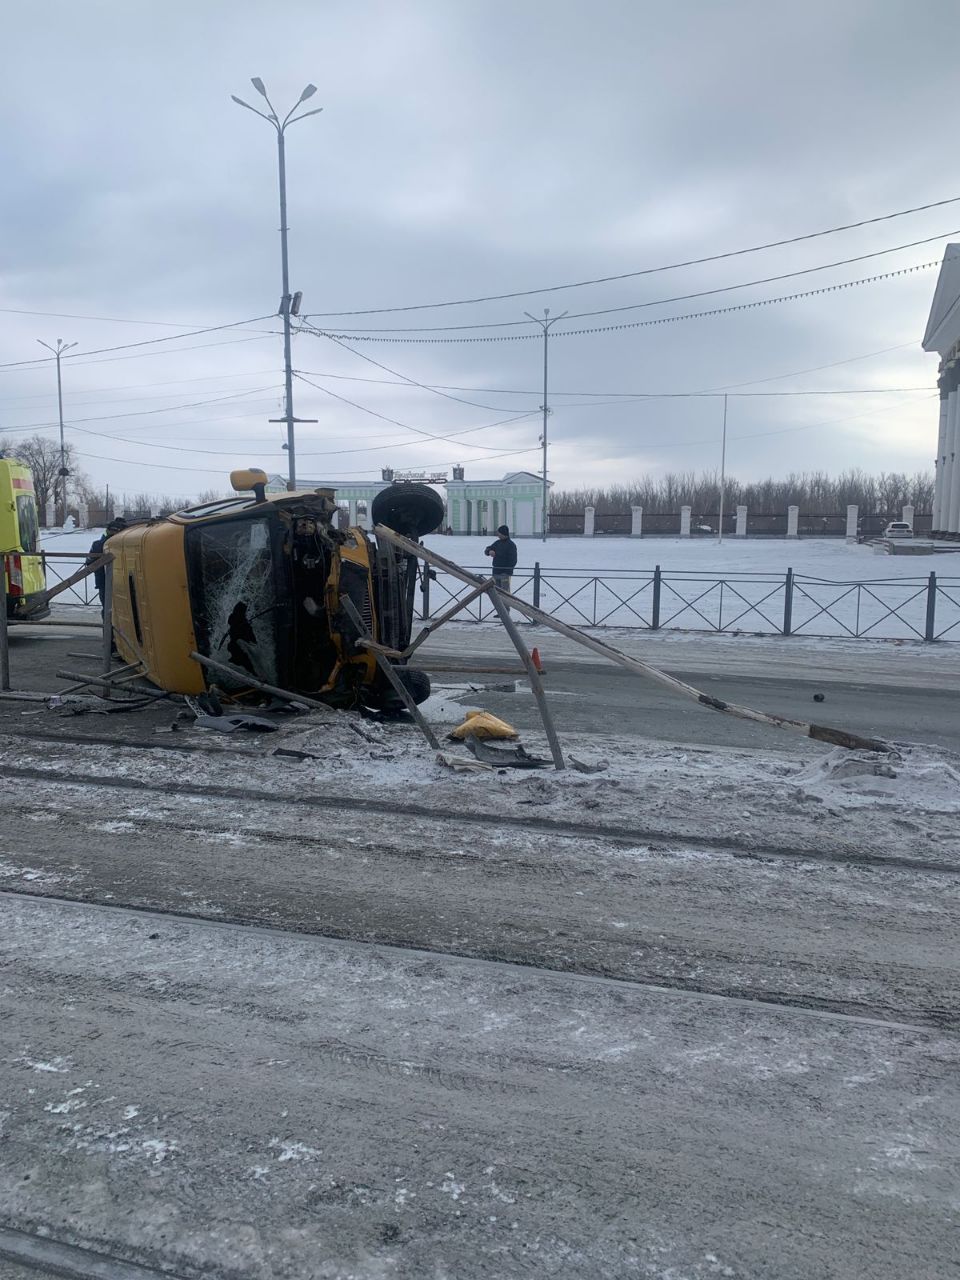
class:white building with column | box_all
[444,471,549,536]
[923,245,960,539]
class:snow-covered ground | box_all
[3,705,958,864]
[424,534,960,640]
[38,527,960,641]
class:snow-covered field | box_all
[38,527,960,641]
[423,534,960,641]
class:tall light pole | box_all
[37,337,78,526]
[718,393,728,544]
[524,308,567,542]
[232,78,322,490]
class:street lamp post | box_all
[232,78,322,490]
[524,308,567,542]
[37,337,78,526]
[718,393,728,544]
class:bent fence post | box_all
[404,582,491,657]
[375,524,889,754]
[340,597,440,751]
[487,585,564,771]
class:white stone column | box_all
[949,411,960,534]
[348,499,358,526]
[44,501,54,528]
[945,388,960,535]
[902,504,915,529]
[735,505,747,537]
[584,505,596,537]
[680,505,691,538]
[933,380,949,531]
[630,505,643,537]
[81,503,91,530]
[787,505,799,539]
[846,505,858,543]
[149,505,160,519]
[506,499,515,532]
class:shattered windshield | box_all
[186,515,282,688]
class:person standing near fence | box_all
[86,517,126,615]
[485,525,517,594]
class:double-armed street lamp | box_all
[231,78,322,489]
[524,309,567,542]
[37,337,78,525]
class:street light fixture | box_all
[524,309,567,542]
[37,337,78,526]
[232,78,322,489]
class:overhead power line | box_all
[309,231,960,334]
[305,259,941,346]
[293,340,921,400]
[312,332,531,412]
[0,316,276,372]
[303,194,960,317]
[294,371,538,452]
[0,386,281,434]
[0,306,263,328]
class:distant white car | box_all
[883,521,913,539]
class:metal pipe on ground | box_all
[55,669,168,700]
[374,525,889,754]
[189,651,332,714]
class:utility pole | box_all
[524,308,567,542]
[232,78,321,489]
[718,393,728,544]
[37,337,78,526]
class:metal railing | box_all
[38,550,101,607]
[36,550,960,642]
[420,563,960,642]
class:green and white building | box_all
[266,469,549,536]
[444,471,547,536]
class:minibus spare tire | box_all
[371,483,445,539]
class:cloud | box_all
[0,0,949,498]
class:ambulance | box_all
[0,456,48,620]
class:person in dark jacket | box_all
[86,517,127,614]
[484,525,518,594]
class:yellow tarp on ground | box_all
[448,710,519,741]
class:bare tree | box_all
[550,470,935,517]
[0,434,88,521]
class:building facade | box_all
[923,245,960,538]
[267,469,550,536]
[444,471,548,536]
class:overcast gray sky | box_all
[0,0,955,499]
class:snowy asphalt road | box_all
[414,626,960,751]
[2,893,959,1280]
[1,625,958,1277]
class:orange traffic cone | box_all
[531,647,545,674]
